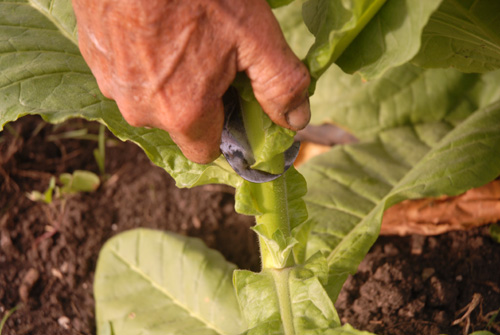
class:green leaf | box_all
[234,253,377,334]
[0,0,243,189]
[267,0,296,9]
[300,99,500,302]
[234,270,283,334]
[234,257,340,334]
[234,167,309,264]
[302,0,387,82]
[469,332,496,335]
[412,0,500,73]
[236,167,307,227]
[252,226,298,269]
[59,170,100,193]
[273,0,315,60]
[276,0,439,82]
[310,63,500,140]
[240,93,295,175]
[28,0,78,43]
[230,74,297,176]
[95,228,245,335]
[335,0,442,80]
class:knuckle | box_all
[254,60,310,104]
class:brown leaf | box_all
[381,180,500,235]
[294,142,331,167]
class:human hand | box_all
[72,0,310,164]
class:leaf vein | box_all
[109,247,226,334]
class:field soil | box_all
[1,116,499,335]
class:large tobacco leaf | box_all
[273,0,315,60]
[94,229,245,335]
[301,0,387,82]
[412,0,500,73]
[300,75,500,300]
[275,0,441,85]
[335,0,442,79]
[309,63,500,139]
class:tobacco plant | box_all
[1,0,500,334]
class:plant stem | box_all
[255,174,295,269]
[253,175,297,334]
[271,268,295,335]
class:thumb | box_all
[237,0,311,131]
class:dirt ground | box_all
[1,117,499,335]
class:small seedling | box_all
[59,170,100,194]
[27,170,100,204]
[0,305,20,335]
[26,176,56,204]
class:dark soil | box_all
[1,116,499,335]
[336,230,500,335]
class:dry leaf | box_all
[294,142,331,167]
[381,180,500,235]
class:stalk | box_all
[235,84,301,334]
[271,268,295,335]
[254,175,296,269]
[254,176,297,335]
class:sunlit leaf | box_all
[302,0,387,81]
[309,63,500,139]
[335,0,442,79]
[234,257,340,334]
[95,229,245,335]
[413,0,500,73]
[301,99,500,301]
[273,0,315,60]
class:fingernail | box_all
[285,96,310,130]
